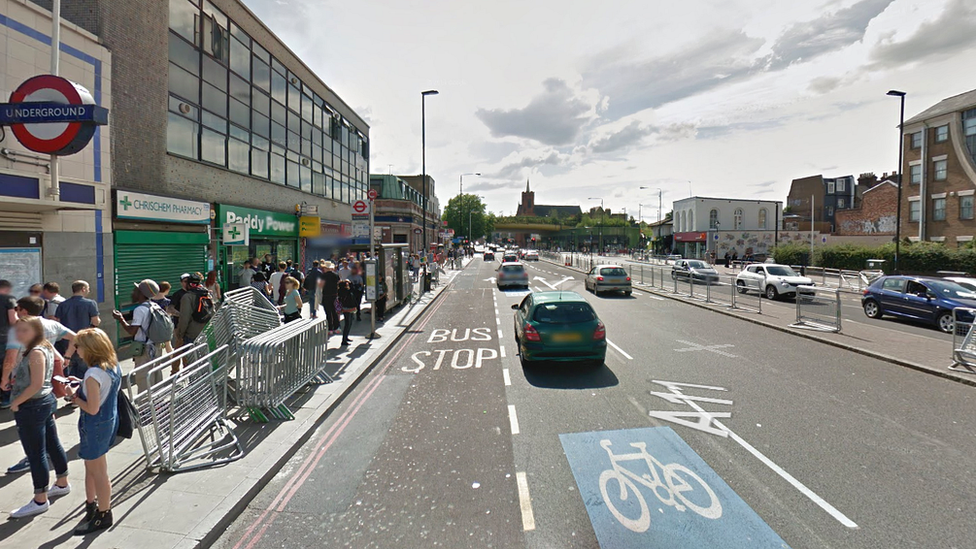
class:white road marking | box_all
[644,293,665,301]
[496,317,501,325]
[503,368,511,386]
[508,404,520,434]
[533,287,545,293]
[607,339,633,360]
[500,345,507,358]
[497,329,503,339]
[515,472,536,531]
[673,340,738,358]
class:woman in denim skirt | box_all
[6,316,71,519]
[64,328,121,536]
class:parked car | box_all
[671,259,719,283]
[945,276,976,292]
[861,275,976,333]
[666,254,682,264]
[525,250,540,261]
[584,265,632,296]
[513,291,606,365]
[483,251,495,261]
[735,264,814,300]
[502,252,519,263]
[497,262,530,289]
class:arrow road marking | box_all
[533,276,557,290]
[673,340,737,358]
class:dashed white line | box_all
[500,345,507,358]
[496,317,501,325]
[497,329,503,339]
[607,339,633,360]
[644,294,665,301]
[508,404,520,435]
[515,472,536,531]
[503,368,511,386]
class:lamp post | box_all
[639,186,664,222]
[421,89,438,294]
[588,197,604,253]
[459,174,481,241]
[887,89,906,273]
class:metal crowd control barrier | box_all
[951,308,976,374]
[730,278,762,313]
[127,343,243,473]
[237,317,332,422]
[790,286,841,332]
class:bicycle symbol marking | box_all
[598,439,722,533]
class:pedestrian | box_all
[28,283,43,298]
[270,261,288,305]
[113,280,172,393]
[175,274,213,348]
[53,280,101,379]
[0,280,17,408]
[348,264,364,321]
[205,270,222,304]
[168,273,191,320]
[250,271,272,299]
[41,282,65,320]
[731,250,738,264]
[723,252,730,268]
[238,260,254,289]
[321,261,341,334]
[337,259,351,281]
[375,276,388,322]
[278,277,303,323]
[303,260,321,318]
[338,280,357,346]
[63,327,120,535]
[6,316,71,519]
[153,281,172,310]
[261,254,275,278]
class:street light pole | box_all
[887,89,906,273]
[459,173,481,241]
[588,197,604,253]
[421,89,439,294]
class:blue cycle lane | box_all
[560,426,790,549]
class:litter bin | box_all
[423,272,432,292]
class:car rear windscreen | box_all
[600,268,627,276]
[501,265,524,273]
[533,302,597,324]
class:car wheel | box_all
[736,280,748,294]
[937,312,955,334]
[671,272,677,280]
[625,291,632,296]
[765,285,779,300]
[862,299,882,319]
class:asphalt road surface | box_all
[214,257,976,549]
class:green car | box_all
[512,291,607,365]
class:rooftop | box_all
[905,88,976,126]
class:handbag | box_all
[115,389,139,440]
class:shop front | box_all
[113,190,211,324]
[215,204,299,289]
[674,231,707,259]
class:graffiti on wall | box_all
[839,215,896,235]
[711,231,816,257]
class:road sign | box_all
[352,200,370,215]
[559,426,787,548]
[352,221,370,238]
[223,223,249,246]
[0,74,109,155]
[367,189,378,200]
[413,228,423,235]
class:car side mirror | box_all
[511,304,519,310]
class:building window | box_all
[965,110,976,168]
[911,131,922,149]
[961,196,974,220]
[837,197,846,209]
[910,164,922,184]
[934,159,948,181]
[909,201,920,222]
[733,208,743,230]
[933,198,947,221]
[837,178,846,193]
[758,208,767,229]
[827,181,835,194]
[709,209,719,229]
[688,210,694,230]
[935,125,949,143]
[826,206,834,217]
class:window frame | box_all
[933,197,947,221]
[933,159,948,181]
[935,125,949,143]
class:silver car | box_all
[671,259,719,283]
[585,265,632,296]
[497,262,530,289]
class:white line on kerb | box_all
[500,346,507,358]
[497,329,503,339]
[508,405,520,434]
[515,472,536,531]
[496,317,501,325]
[607,339,633,360]
[503,368,511,386]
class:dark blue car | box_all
[861,275,976,333]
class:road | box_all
[214,257,976,549]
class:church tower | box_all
[518,179,535,216]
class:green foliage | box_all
[442,194,491,239]
[494,215,565,226]
[575,213,632,228]
[771,243,811,266]
[773,240,976,274]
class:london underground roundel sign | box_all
[0,74,108,156]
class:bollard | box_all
[640,265,644,285]
[705,277,711,303]
[673,271,678,294]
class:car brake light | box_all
[597,276,604,281]
[524,323,541,342]
[862,289,869,296]
[626,277,631,281]
[593,321,606,340]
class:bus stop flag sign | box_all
[0,74,108,155]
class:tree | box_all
[443,194,491,240]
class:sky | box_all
[243,0,976,222]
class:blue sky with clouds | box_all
[245,0,976,220]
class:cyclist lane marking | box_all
[607,339,634,360]
[559,426,789,549]
[516,471,536,531]
[508,404,520,435]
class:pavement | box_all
[211,256,976,549]
[0,261,470,548]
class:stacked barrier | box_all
[951,308,976,374]
[237,317,332,422]
[127,344,243,472]
[790,286,841,332]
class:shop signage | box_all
[299,216,321,237]
[674,232,707,243]
[217,205,298,237]
[223,223,249,246]
[0,75,108,155]
[116,190,210,224]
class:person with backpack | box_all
[270,261,288,305]
[175,274,213,349]
[113,280,173,394]
[337,280,358,346]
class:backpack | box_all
[188,287,215,324]
[142,301,174,344]
[340,289,359,310]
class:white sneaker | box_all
[10,499,49,518]
[47,483,71,498]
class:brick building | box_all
[786,174,858,233]
[369,174,435,250]
[516,180,582,219]
[899,89,976,246]
[834,180,898,236]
